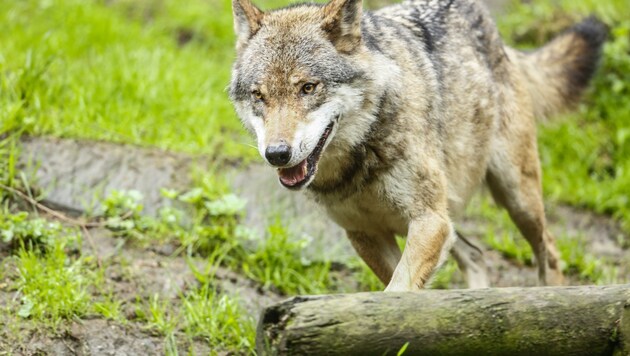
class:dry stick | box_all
[60,336,77,354]
[0,183,101,228]
[80,224,102,268]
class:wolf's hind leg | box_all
[486,147,564,286]
[346,230,401,285]
[451,232,490,289]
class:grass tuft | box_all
[15,241,90,327]
[182,284,256,353]
[243,219,333,295]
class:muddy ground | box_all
[1,226,281,355]
[1,137,629,355]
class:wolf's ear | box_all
[322,0,363,53]
[232,0,264,52]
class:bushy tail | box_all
[518,16,608,119]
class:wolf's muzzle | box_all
[265,143,292,166]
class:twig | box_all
[81,224,102,268]
[60,336,76,354]
[0,183,102,228]
[0,183,132,267]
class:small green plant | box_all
[178,188,248,258]
[157,172,251,261]
[137,294,181,354]
[103,189,159,240]
[0,211,77,252]
[430,259,459,289]
[0,134,20,200]
[92,295,125,322]
[243,219,333,295]
[145,294,179,337]
[556,234,620,284]
[181,283,256,353]
[103,189,144,217]
[15,240,91,327]
[484,231,533,266]
[347,257,384,292]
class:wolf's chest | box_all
[321,191,409,237]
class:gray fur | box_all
[229,0,605,290]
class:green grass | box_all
[181,283,256,353]
[0,0,628,352]
[556,234,621,284]
[101,185,337,295]
[0,133,20,196]
[0,0,251,159]
[0,0,300,161]
[467,194,534,266]
[242,219,334,295]
[467,193,623,284]
[132,284,256,354]
[14,239,90,327]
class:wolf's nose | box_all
[265,144,292,166]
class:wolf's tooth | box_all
[302,162,308,176]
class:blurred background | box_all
[0,0,628,354]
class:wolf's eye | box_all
[301,83,316,95]
[252,90,263,101]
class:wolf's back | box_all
[513,17,608,120]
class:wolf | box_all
[229,0,607,291]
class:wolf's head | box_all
[229,0,372,190]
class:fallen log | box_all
[257,284,630,355]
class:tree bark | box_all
[257,284,630,355]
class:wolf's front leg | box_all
[346,230,401,285]
[385,212,456,291]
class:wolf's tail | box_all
[516,17,608,120]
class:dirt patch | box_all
[0,226,282,355]
[82,228,283,318]
[0,317,215,355]
[459,202,629,287]
[548,205,628,259]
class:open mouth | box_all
[277,122,334,189]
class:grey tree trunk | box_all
[257,284,630,355]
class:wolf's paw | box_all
[546,267,565,286]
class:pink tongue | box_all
[278,160,307,186]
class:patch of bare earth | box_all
[457,203,629,288]
[0,227,282,355]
